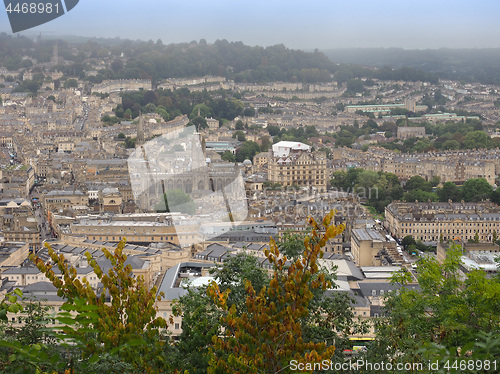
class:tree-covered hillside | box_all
[324,48,500,85]
[0,33,438,85]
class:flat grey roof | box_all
[157,262,215,301]
[353,228,384,241]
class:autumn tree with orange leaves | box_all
[206,210,345,373]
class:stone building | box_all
[385,201,500,242]
[397,126,426,140]
[351,228,397,267]
[268,142,327,192]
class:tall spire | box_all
[52,42,59,65]
[136,112,145,146]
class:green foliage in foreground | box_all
[1,212,360,373]
[362,245,500,373]
[1,225,499,373]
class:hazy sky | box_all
[2,0,500,50]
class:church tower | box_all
[136,112,145,146]
[52,42,59,65]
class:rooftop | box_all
[353,228,384,242]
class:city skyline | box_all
[1,0,500,50]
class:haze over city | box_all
[1,0,500,50]
[1,0,500,372]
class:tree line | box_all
[331,169,498,213]
[2,34,444,93]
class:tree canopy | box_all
[365,245,500,370]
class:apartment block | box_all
[385,201,500,242]
[268,141,327,192]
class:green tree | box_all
[260,136,272,152]
[267,124,281,137]
[63,78,78,88]
[156,189,196,215]
[276,231,307,261]
[405,175,432,192]
[0,290,63,373]
[243,107,255,117]
[170,287,223,374]
[346,79,365,93]
[437,181,462,202]
[329,170,348,190]
[234,120,245,130]
[170,253,267,374]
[102,115,120,126]
[366,245,500,371]
[124,108,133,120]
[155,107,170,121]
[189,103,212,120]
[403,189,438,203]
[429,176,440,188]
[441,139,461,150]
[407,244,417,255]
[474,231,480,243]
[210,253,268,311]
[30,240,169,372]
[144,103,157,114]
[123,136,136,148]
[233,130,246,141]
[491,189,500,205]
[463,131,490,149]
[235,141,260,163]
[220,150,236,163]
[354,170,379,193]
[461,178,494,202]
[190,116,208,131]
[401,235,416,250]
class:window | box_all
[175,323,180,330]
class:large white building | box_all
[271,141,311,158]
[268,141,327,192]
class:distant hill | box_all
[0,33,472,85]
[323,48,500,84]
[0,33,337,84]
